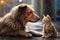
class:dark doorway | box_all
[43,0,54,18]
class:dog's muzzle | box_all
[37,17,40,21]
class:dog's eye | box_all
[30,11,32,13]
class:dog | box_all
[0,4,40,37]
[42,14,58,38]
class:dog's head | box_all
[18,4,40,22]
[42,15,51,23]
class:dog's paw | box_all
[25,33,32,37]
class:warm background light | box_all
[19,0,22,2]
[0,0,4,4]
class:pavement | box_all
[0,33,60,40]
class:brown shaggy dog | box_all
[0,4,40,37]
[42,15,58,38]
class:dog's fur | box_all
[0,4,39,37]
[42,15,58,38]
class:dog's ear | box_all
[18,5,27,12]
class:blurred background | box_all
[0,0,60,21]
[0,0,60,31]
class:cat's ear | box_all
[47,14,51,20]
[47,14,49,17]
[43,15,45,18]
[47,14,50,18]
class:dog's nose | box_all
[37,18,40,21]
[38,18,40,20]
[37,16,40,20]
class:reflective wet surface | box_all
[0,35,60,40]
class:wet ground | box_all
[0,21,60,40]
[0,33,60,40]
